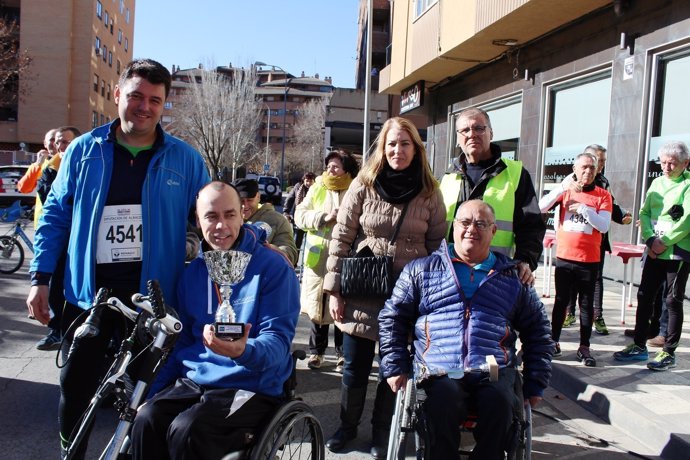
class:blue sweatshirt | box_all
[149,224,301,397]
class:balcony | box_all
[379,0,611,94]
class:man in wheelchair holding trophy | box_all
[130,181,301,459]
[379,200,553,459]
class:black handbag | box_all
[340,203,409,298]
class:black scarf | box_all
[374,158,424,204]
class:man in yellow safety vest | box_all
[440,107,545,284]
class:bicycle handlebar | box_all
[106,295,183,334]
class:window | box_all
[108,51,112,66]
[452,95,523,166]
[93,74,99,92]
[645,49,690,190]
[164,101,173,109]
[162,115,173,124]
[92,111,99,128]
[118,29,122,44]
[482,95,523,161]
[102,45,107,62]
[124,37,128,52]
[104,11,109,27]
[120,0,124,14]
[126,8,130,24]
[101,79,105,97]
[95,36,101,55]
[110,18,114,34]
[541,70,612,228]
[107,84,111,100]
[101,114,106,125]
[117,60,121,75]
[414,0,438,19]
[96,1,103,19]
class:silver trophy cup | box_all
[203,250,252,340]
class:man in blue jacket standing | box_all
[379,200,553,459]
[25,59,210,459]
[130,181,300,459]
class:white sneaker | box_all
[307,354,323,369]
[335,354,344,373]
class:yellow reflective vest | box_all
[303,184,330,269]
[440,158,522,257]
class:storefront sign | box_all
[400,81,424,114]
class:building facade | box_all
[0,0,134,159]
[379,0,690,255]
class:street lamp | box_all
[255,61,290,189]
[263,104,271,173]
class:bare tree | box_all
[288,96,330,179]
[0,17,34,111]
[170,65,263,179]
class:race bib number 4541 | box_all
[96,205,143,264]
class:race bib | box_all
[562,210,593,234]
[652,220,672,238]
[96,205,143,264]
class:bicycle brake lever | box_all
[106,297,140,323]
[130,294,183,334]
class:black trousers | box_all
[131,378,280,460]
[420,368,519,459]
[58,299,134,459]
[566,247,606,319]
[308,321,343,355]
[552,258,598,347]
[634,257,689,353]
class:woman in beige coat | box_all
[295,150,359,371]
[323,117,447,458]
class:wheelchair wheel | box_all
[0,236,23,274]
[250,400,324,460]
[388,379,431,460]
[508,401,532,460]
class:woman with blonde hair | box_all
[323,117,447,458]
[295,150,359,372]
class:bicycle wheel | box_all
[0,236,24,274]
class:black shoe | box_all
[326,428,356,452]
[36,330,61,351]
[577,346,596,367]
[370,429,390,459]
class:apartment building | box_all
[0,0,134,158]
[161,64,335,180]
[379,0,690,252]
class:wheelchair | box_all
[386,356,532,460]
[63,283,323,460]
[221,349,325,460]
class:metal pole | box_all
[362,0,373,161]
[280,80,288,187]
[265,106,271,171]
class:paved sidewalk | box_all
[537,266,690,460]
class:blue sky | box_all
[133,0,361,88]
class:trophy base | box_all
[215,322,245,340]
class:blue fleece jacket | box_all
[30,121,210,308]
[379,240,553,398]
[149,224,301,398]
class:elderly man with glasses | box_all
[539,152,612,367]
[440,107,545,286]
[379,199,553,459]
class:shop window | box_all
[646,50,690,189]
[541,70,612,228]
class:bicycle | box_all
[0,200,34,274]
[64,280,183,460]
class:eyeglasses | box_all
[457,125,489,137]
[454,219,495,231]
